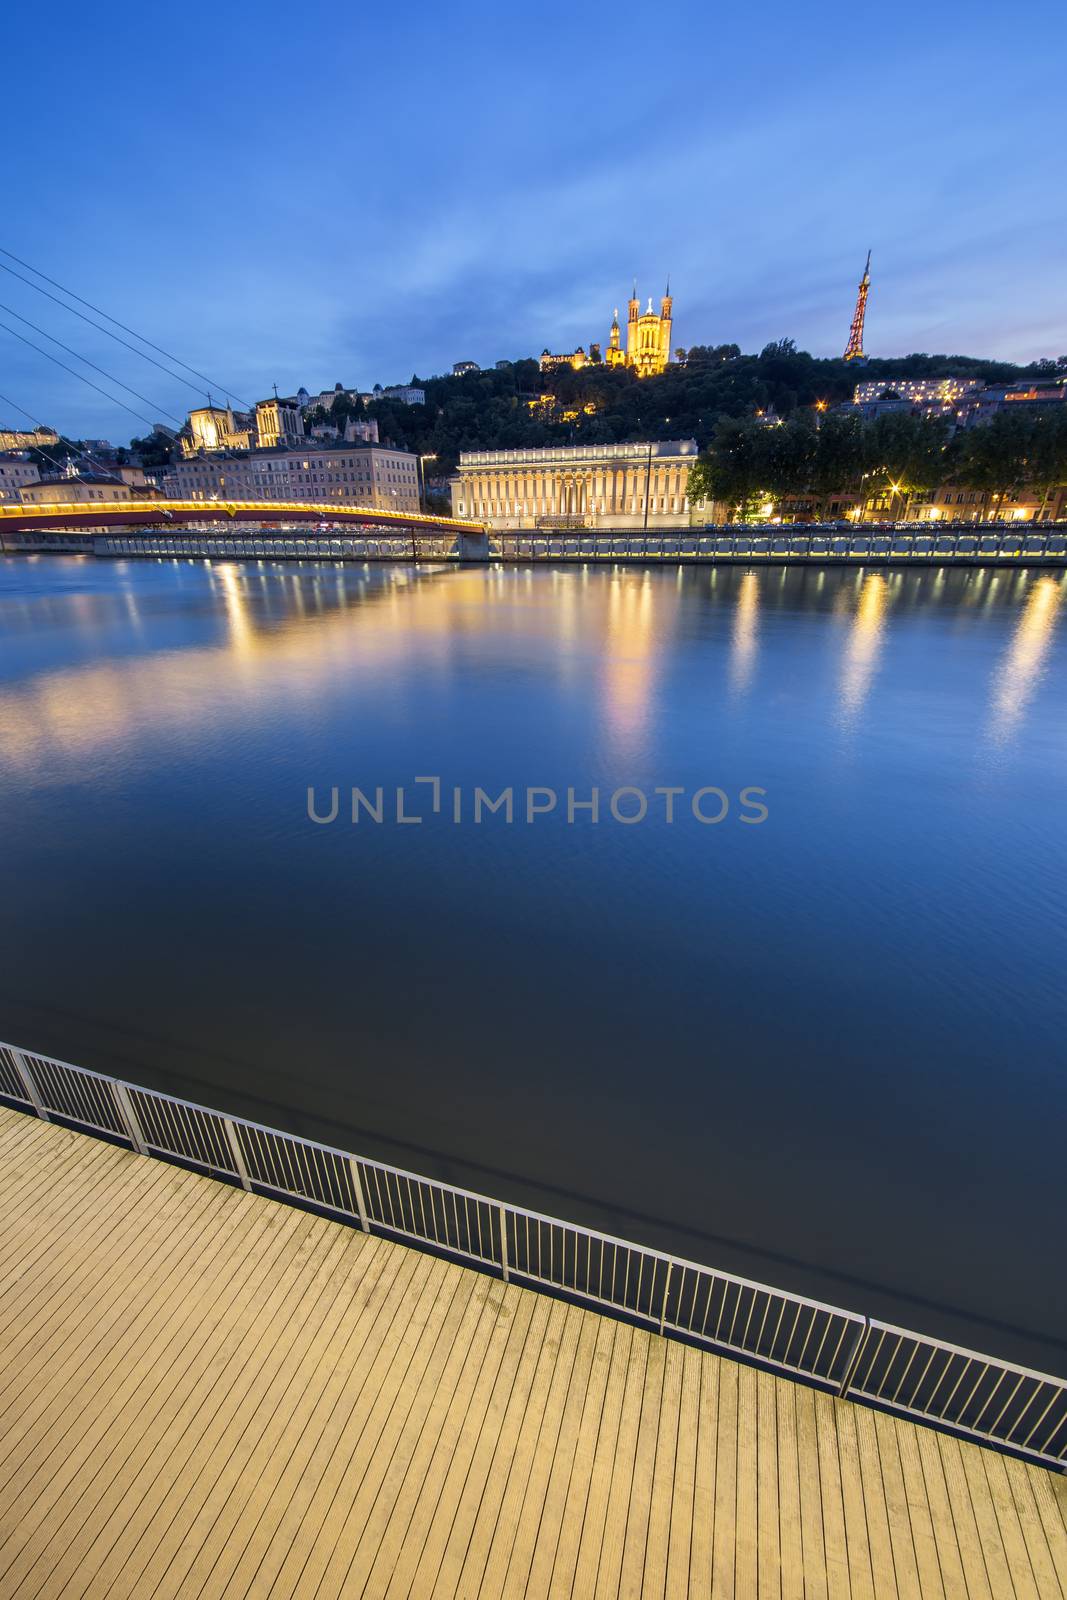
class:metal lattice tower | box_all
[843,251,872,361]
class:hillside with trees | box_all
[303,342,1064,475]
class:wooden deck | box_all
[0,1106,1063,1599]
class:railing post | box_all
[223,1118,251,1191]
[347,1157,371,1232]
[9,1048,49,1121]
[659,1262,674,1336]
[838,1317,870,1399]
[499,1205,509,1282]
[111,1082,148,1155]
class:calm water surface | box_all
[1,555,1065,1372]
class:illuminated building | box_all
[539,348,590,373]
[541,282,674,378]
[0,425,59,451]
[843,252,871,362]
[163,441,420,512]
[254,396,304,450]
[20,473,134,505]
[854,377,981,406]
[0,454,41,504]
[452,361,480,376]
[451,439,698,529]
[181,406,254,458]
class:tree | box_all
[689,418,770,520]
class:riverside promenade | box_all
[0,1105,1064,1599]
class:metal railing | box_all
[1,1037,1063,1471]
[493,527,1067,565]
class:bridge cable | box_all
[0,246,252,411]
[0,258,222,407]
[0,387,139,481]
[0,319,163,433]
[0,301,184,426]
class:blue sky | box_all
[2,0,1065,440]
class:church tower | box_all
[626,282,640,366]
[659,278,673,369]
[606,308,626,368]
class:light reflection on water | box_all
[0,555,1065,1373]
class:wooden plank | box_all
[402,1287,540,1599]
[0,1176,261,1513]
[976,1449,1042,1600]
[428,1290,553,1598]
[793,1384,830,1600]
[710,1355,740,1598]
[686,1346,719,1597]
[775,1372,806,1600]
[1000,1456,1066,1600]
[346,1274,508,1597]
[953,1434,1023,1599]
[38,1217,354,1600]
[218,1242,438,1600]
[94,1231,397,1600]
[663,1344,700,1598]
[851,1400,901,1599]
[733,1363,760,1599]
[640,1338,685,1599]
[476,1302,584,1599]
[615,1330,668,1598]
[290,1257,466,1599]
[501,1304,600,1596]
[566,1319,638,1599]
[819,1391,873,1600]
[931,1430,994,1600]
[868,1408,924,1599]
[887,1414,957,1600]
[1018,1458,1067,1585]
[0,1191,294,1597]
[589,1324,650,1600]
[755,1367,783,1600]
[522,1309,618,1599]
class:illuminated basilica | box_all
[540,282,674,378]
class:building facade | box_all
[0,425,59,452]
[451,440,699,530]
[0,455,41,503]
[162,441,420,512]
[19,474,134,505]
[853,377,981,406]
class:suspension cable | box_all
[0,300,184,425]
[0,245,251,410]
[0,319,161,432]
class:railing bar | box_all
[726,1285,744,1348]
[937,1357,974,1420]
[810,1314,834,1377]
[781,1301,806,1368]
[740,1288,760,1351]
[971,1368,1010,1432]
[985,1373,1027,1438]
[889,1341,921,1405]
[956,1365,991,1422]
[859,1326,889,1392]
[767,1296,788,1359]
[1017,1387,1060,1448]
[795,1306,819,1372]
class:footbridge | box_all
[0,497,488,552]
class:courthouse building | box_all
[451,439,699,530]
